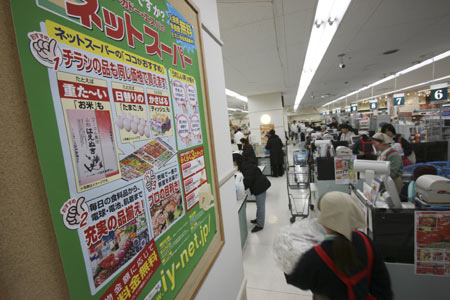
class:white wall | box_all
[248,92,286,144]
[398,95,421,113]
[192,1,245,300]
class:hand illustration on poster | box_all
[28,32,62,68]
[60,197,88,230]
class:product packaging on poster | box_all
[334,155,357,185]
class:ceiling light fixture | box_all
[293,0,352,112]
[322,49,450,107]
[227,108,248,113]
[225,88,248,102]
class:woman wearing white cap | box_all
[285,192,392,300]
[371,132,403,193]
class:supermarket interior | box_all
[1,0,450,300]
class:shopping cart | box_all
[287,150,314,223]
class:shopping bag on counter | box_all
[273,217,326,274]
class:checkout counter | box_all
[350,160,450,299]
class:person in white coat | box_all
[234,128,245,150]
[339,124,354,145]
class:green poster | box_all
[10,1,219,299]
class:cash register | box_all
[416,175,450,205]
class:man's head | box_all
[381,124,396,138]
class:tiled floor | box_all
[243,142,314,300]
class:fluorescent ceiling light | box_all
[322,49,450,107]
[225,88,248,102]
[352,74,450,104]
[227,107,248,113]
[293,0,352,111]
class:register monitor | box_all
[353,159,402,209]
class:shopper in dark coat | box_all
[265,129,284,177]
[285,192,393,300]
[241,137,257,163]
[352,131,376,160]
[233,153,271,232]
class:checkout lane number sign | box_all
[369,100,378,110]
[393,93,405,106]
[430,83,448,102]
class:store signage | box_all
[430,83,448,102]
[345,106,351,113]
[443,105,450,117]
[369,100,378,110]
[393,93,405,106]
[336,107,342,114]
[351,104,358,112]
[332,109,336,114]
[9,1,222,300]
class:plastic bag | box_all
[235,172,246,201]
[273,217,326,274]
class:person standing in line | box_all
[298,122,306,142]
[352,131,376,160]
[265,129,284,177]
[339,124,354,145]
[328,117,339,129]
[381,124,415,166]
[233,153,271,233]
[241,137,257,163]
[319,125,328,136]
[234,128,245,151]
[285,191,393,300]
[290,120,298,145]
[371,132,403,193]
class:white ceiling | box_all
[217,0,450,111]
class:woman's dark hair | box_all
[269,129,275,135]
[232,153,243,171]
[332,233,361,276]
[340,124,350,130]
[412,165,437,181]
[240,137,248,144]
[381,124,396,135]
